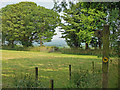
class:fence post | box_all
[118,36,120,89]
[49,79,54,90]
[69,65,71,80]
[92,61,94,73]
[35,67,38,80]
[102,25,109,88]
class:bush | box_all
[12,73,45,88]
[26,46,59,53]
[66,68,102,88]
[2,45,25,51]
[60,48,117,57]
[49,46,59,52]
[2,45,15,50]
[14,45,24,51]
[2,45,59,52]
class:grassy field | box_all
[1,50,118,88]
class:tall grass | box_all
[2,50,118,88]
[66,68,102,88]
[60,48,117,57]
[2,45,59,53]
[12,73,45,88]
[2,45,117,57]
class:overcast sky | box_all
[0,0,54,9]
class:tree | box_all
[2,2,60,47]
[2,2,37,47]
[108,8,119,49]
[53,1,119,49]
[53,1,106,49]
[32,6,60,46]
[75,2,120,49]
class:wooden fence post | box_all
[118,10,120,89]
[35,67,38,80]
[69,65,71,80]
[49,79,54,90]
[118,37,120,89]
[102,25,109,88]
[92,61,94,73]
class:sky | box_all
[0,0,65,41]
[0,0,54,9]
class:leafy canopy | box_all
[53,1,120,49]
[2,2,60,47]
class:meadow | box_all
[1,50,118,88]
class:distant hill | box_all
[44,39,68,47]
[33,39,68,47]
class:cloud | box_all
[0,0,54,9]
[1,0,54,2]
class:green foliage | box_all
[2,2,37,47]
[2,2,60,47]
[12,73,45,88]
[2,45,24,51]
[2,45,59,52]
[108,8,119,49]
[54,2,106,48]
[66,68,102,88]
[53,2,120,49]
[60,48,102,56]
[108,58,118,88]
[26,46,58,52]
[32,6,60,46]
[60,48,117,57]
[14,45,24,51]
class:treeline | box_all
[1,2,60,47]
[1,1,120,50]
[53,1,120,49]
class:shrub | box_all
[2,45,15,50]
[14,45,24,51]
[2,45,25,51]
[2,45,60,52]
[26,46,59,53]
[60,48,117,57]
[12,73,45,88]
[49,46,59,52]
[66,68,102,88]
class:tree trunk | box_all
[95,42,97,49]
[21,37,33,47]
[74,42,79,48]
[8,40,14,48]
[98,37,102,49]
[2,38,5,46]
[73,35,80,48]
[40,37,43,46]
[85,43,89,49]
[11,40,14,48]
[110,43,112,49]
[94,46,97,50]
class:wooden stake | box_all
[49,79,54,90]
[118,40,120,89]
[102,25,109,88]
[69,65,71,80]
[92,61,94,73]
[35,67,38,80]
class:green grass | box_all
[1,50,118,88]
